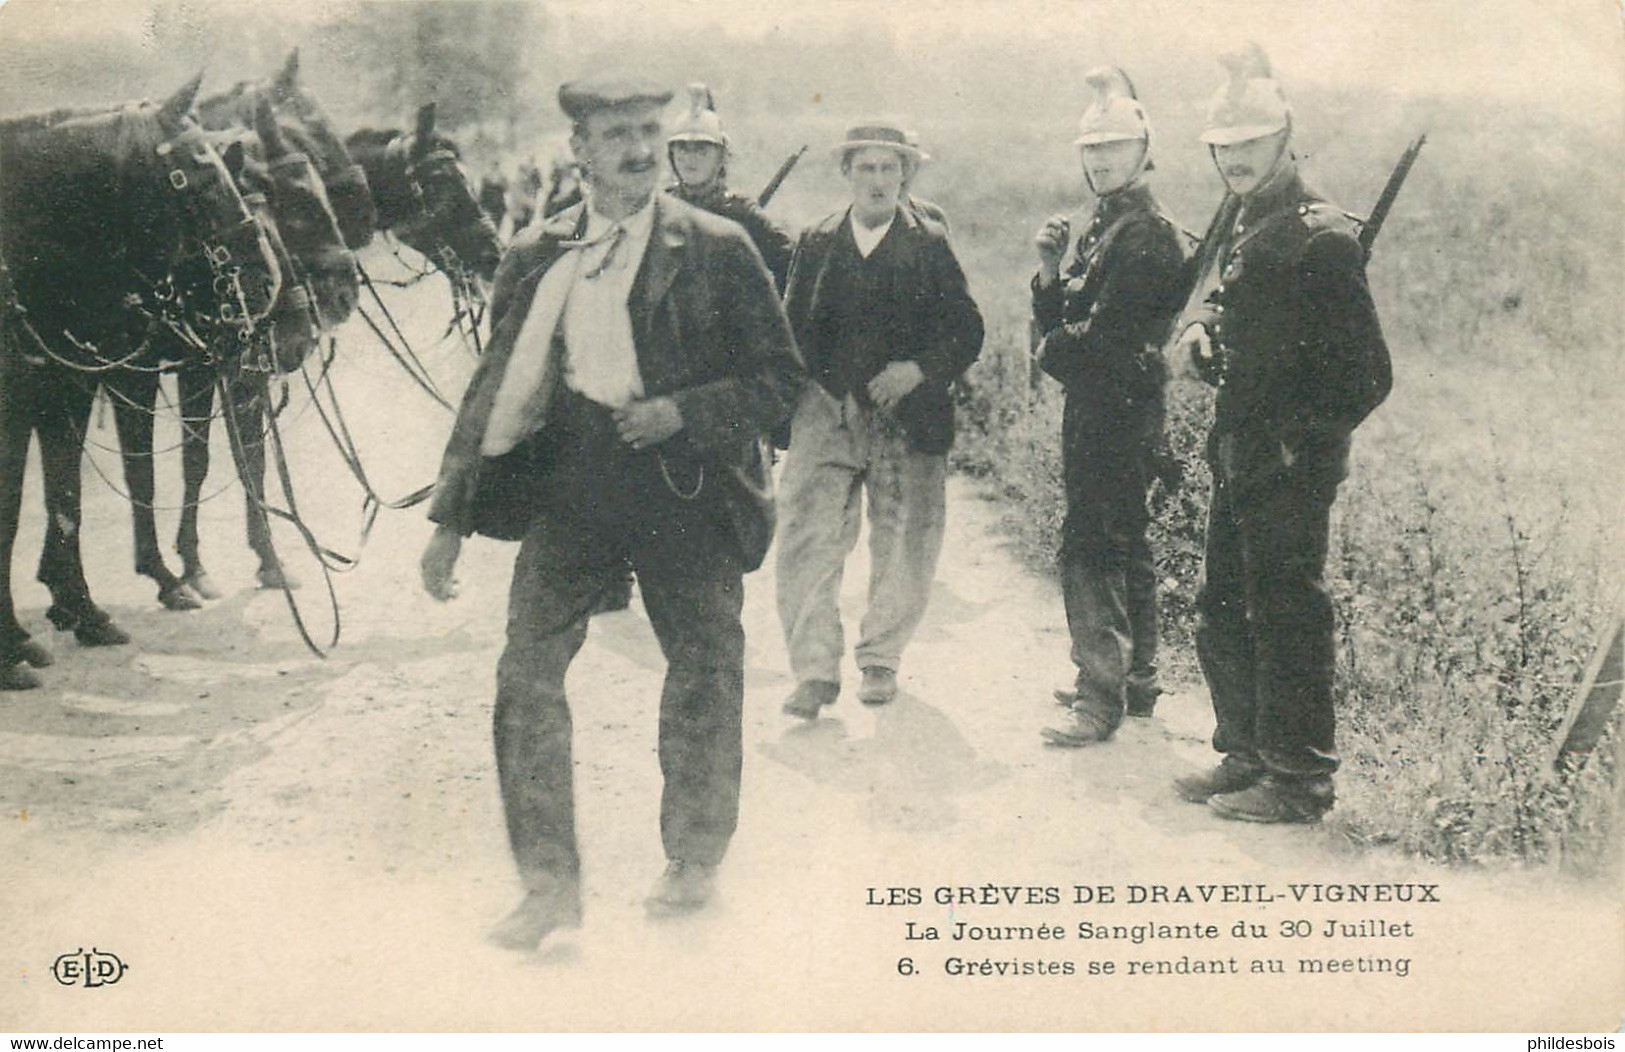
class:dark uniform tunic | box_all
[1183,169,1391,777]
[670,181,795,293]
[1031,182,1187,723]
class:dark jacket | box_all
[781,204,983,455]
[1031,182,1187,438]
[1187,170,1391,498]
[669,182,795,292]
[426,194,803,570]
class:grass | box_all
[948,102,1623,870]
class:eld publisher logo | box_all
[51,948,127,988]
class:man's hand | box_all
[420,525,463,602]
[1035,214,1070,284]
[613,396,683,449]
[867,360,925,411]
[1170,322,1214,383]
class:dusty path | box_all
[0,268,1619,1032]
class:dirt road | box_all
[0,272,1618,1032]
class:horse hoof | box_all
[159,582,206,612]
[16,639,54,668]
[183,571,223,601]
[74,619,131,648]
[257,566,301,591]
[0,662,42,691]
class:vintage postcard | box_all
[0,0,1620,1033]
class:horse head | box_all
[199,49,378,251]
[348,102,502,283]
[217,98,358,372]
[246,97,358,337]
[147,74,283,332]
[0,75,281,354]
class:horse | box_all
[0,75,282,690]
[197,50,377,254]
[142,56,499,605]
[343,101,501,283]
[97,95,359,610]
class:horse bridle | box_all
[143,125,280,342]
[1,112,279,375]
[385,143,482,274]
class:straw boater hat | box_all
[1199,42,1292,146]
[831,120,927,163]
[1073,66,1151,146]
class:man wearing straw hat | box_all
[1169,44,1391,823]
[419,73,802,947]
[776,120,983,718]
[1033,67,1188,748]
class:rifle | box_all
[757,145,808,208]
[1358,133,1427,257]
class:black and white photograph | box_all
[0,0,1620,1034]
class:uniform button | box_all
[1216,283,1226,294]
[1213,304,1225,314]
[1236,223,1246,233]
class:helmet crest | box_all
[1201,42,1292,145]
[1073,65,1151,147]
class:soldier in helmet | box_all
[1033,68,1189,748]
[666,83,794,291]
[1169,44,1391,822]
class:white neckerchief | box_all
[562,197,656,407]
[851,211,895,258]
[479,196,656,456]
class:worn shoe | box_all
[857,667,898,705]
[1041,706,1117,747]
[487,884,583,951]
[782,680,839,719]
[645,860,717,917]
[1208,775,1335,824]
[1125,682,1162,718]
[1173,756,1265,803]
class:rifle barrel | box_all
[1360,133,1427,255]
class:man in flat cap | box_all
[1170,44,1390,822]
[776,121,984,719]
[1034,67,1188,748]
[420,73,802,948]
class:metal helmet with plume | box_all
[667,82,729,150]
[1073,66,1151,147]
[1200,42,1292,145]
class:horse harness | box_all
[0,105,276,377]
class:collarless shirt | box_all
[479,197,655,456]
[563,197,656,407]
[850,210,896,258]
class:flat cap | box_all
[557,74,674,122]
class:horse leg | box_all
[110,373,201,611]
[231,379,299,591]
[35,378,130,647]
[176,367,222,599]
[0,363,47,689]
